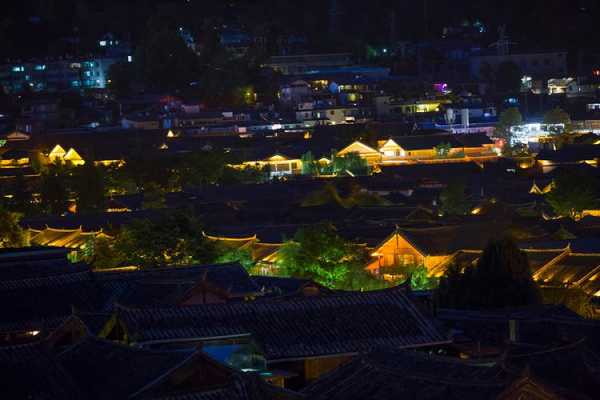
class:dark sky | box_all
[1,0,598,59]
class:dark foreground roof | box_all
[303,342,600,400]
[0,336,301,400]
[115,285,448,360]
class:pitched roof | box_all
[57,336,195,399]
[96,262,261,306]
[115,285,448,360]
[537,144,600,163]
[397,224,506,256]
[391,134,463,151]
[0,336,299,400]
[303,349,513,400]
[455,132,494,147]
[438,305,600,353]
[0,341,81,399]
[534,253,600,287]
[303,342,600,400]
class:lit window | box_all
[34,64,46,71]
[99,40,107,47]
[12,66,24,72]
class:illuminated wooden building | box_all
[366,225,501,275]
[46,144,125,168]
[337,133,497,167]
[204,232,283,274]
[241,154,302,177]
[29,227,111,249]
[0,148,30,168]
[47,144,85,166]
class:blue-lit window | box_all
[12,66,24,72]
[84,71,92,77]
[34,64,46,71]
[99,40,107,47]
[72,80,81,87]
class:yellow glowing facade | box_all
[48,144,85,166]
[337,138,496,167]
[63,148,85,166]
[337,141,382,166]
[240,154,302,177]
[29,227,112,249]
[0,154,30,168]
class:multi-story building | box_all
[0,57,120,93]
[470,51,568,80]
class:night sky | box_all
[1,0,598,60]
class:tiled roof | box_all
[398,223,507,256]
[0,336,298,400]
[392,134,464,150]
[438,305,600,353]
[96,262,261,306]
[0,341,81,399]
[537,144,600,163]
[115,285,448,360]
[57,337,195,399]
[535,254,600,286]
[303,349,512,400]
[303,342,600,400]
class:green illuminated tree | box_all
[406,264,435,291]
[301,151,319,176]
[276,223,372,290]
[328,152,369,176]
[112,211,217,269]
[434,142,452,158]
[214,246,256,271]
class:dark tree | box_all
[438,237,541,309]
[136,29,200,91]
[0,205,26,248]
[107,61,136,97]
[496,61,522,93]
[439,180,469,216]
[545,171,598,220]
[10,171,33,215]
[40,164,69,215]
[72,163,106,213]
